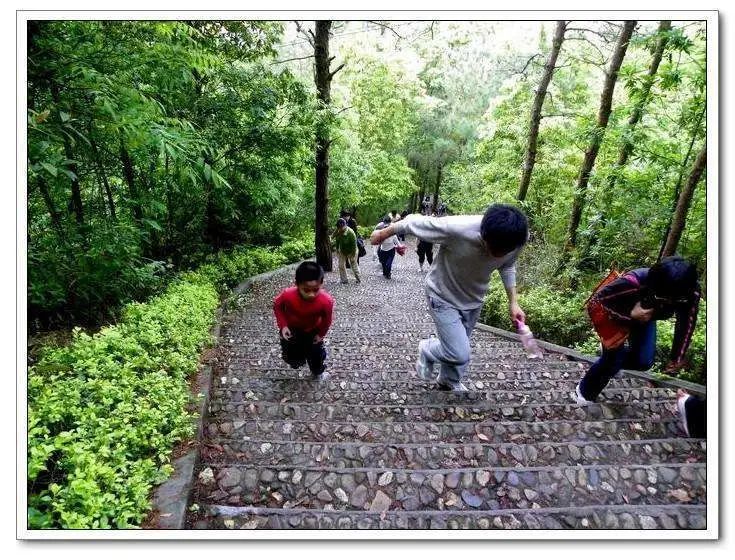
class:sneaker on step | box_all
[436,380,468,393]
[311,370,330,382]
[573,382,595,405]
[676,391,691,437]
[415,340,436,381]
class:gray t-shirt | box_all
[393,214,519,309]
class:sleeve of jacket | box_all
[317,295,334,338]
[670,288,701,363]
[273,290,287,331]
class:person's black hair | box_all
[340,209,349,218]
[336,218,346,227]
[648,256,698,299]
[480,203,528,254]
[295,261,324,284]
[391,209,398,215]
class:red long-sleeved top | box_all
[273,286,334,338]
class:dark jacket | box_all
[591,267,701,363]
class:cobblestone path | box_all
[186,241,706,531]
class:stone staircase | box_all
[185,244,706,531]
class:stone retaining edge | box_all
[149,259,309,529]
[474,323,706,397]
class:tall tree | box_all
[312,21,344,272]
[559,20,637,269]
[661,144,706,257]
[581,20,672,261]
[517,20,567,202]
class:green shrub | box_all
[27,237,313,529]
[481,280,591,348]
[27,280,218,529]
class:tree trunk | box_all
[36,177,64,239]
[658,104,706,260]
[432,164,442,213]
[581,21,671,261]
[517,20,567,202]
[559,20,636,269]
[49,83,84,227]
[90,135,116,221]
[661,144,706,257]
[313,21,339,272]
[120,142,143,225]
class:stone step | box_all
[218,365,637,386]
[207,397,678,424]
[192,503,707,530]
[225,347,551,361]
[191,463,706,512]
[204,415,686,444]
[208,385,676,407]
[201,437,705,470]
[212,375,652,394]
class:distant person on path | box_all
[333,218,361,284]
[340,210,364,266]
[575,256,701,404]
[397,210,409,241]
[371,204,529,392]
[421,196,432,216]
[417,239,434,272]
[376,215,402,280]
[273,261,334,380]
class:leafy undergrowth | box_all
[27,236,313,529]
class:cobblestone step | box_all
[192,463,706,512]
[219,364,619,383]
[207,398,678,424]
[191,503,707,530]
[213,375,648,393]
[204,416,686,444]
[208,385,676,407]
[200,437,705,469]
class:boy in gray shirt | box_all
[370,204,528,392]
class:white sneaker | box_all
[677,393,691,437]
[416,340,436,381]
[436,380,468,393]
[573,383,595,405]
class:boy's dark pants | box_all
[378,247,396,278]
[280,329,326,375]
[579,320,656,401]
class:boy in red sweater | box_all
[273,261,334,380]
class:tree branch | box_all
[329,63,346,80]
[294,21,314,47]
[565,26,611,42]
[513,53,544,76]
[273,55,315,64]
[368,21,404,39]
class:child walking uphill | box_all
[334,218,361,284]
[376,215,402,279]
[371,204,529,392]
[273,261,334,381]
[575,256,701,404]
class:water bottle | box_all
[516,320,543,359]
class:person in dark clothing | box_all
[417,239,434,272]
[398,210,409,241]
[677,389,706,438]
[273,261,334,380]
[575,256,701,404]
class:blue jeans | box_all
[579,320,657,401]
[422,294,483,386]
